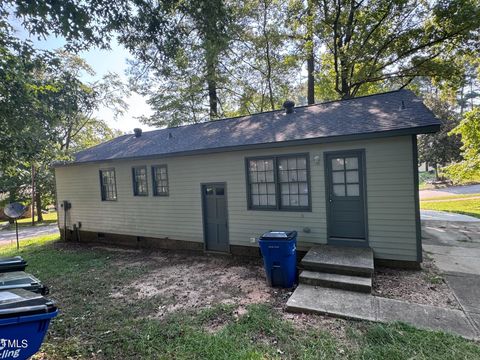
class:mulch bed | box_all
[373,253,460,309]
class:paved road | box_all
[0,224,59,244]
[422,219,480,337]
[420,184,480,199]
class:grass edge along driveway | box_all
[421,197,480,219]
[1,235,479,359]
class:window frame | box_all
[132,165,149,196]
[99,168,118,201]
[245,153,311,211]
[151,165,169,196]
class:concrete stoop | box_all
[286,285,479,340]
[299,245,374,293]
[299,270,372,293]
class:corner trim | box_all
[412,135,423,263]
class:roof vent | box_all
[133,128,142,138]
[283,100,295,114]
[167,132,173,139]
[400,100,406,110]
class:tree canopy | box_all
[1,0,479,192]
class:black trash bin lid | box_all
[0,271,48,295]
[0,256,27,267]
[260,231,297,240]
[0,271,42,290]
[0,289,56,318]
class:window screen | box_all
[152,165,169,196]
[132,166,148,196]
[100,169,117,201]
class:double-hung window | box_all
[246,154,310,210]
[132,166,148,196]
[152,165,169,196]
[99,169,117,201]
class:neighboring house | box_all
[54,90,440,266]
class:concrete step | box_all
[286,284,376,320]
[301,245,374,277]
[286,284,478,340]
[299,270,372,293]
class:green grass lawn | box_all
[421,198,480,219]
[2,235,479,359]
[421,193,480,201]
[0,212,57,229]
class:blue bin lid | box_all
[260,231,297,240]
[0,289,56,318]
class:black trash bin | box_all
[0,256,27,273]
[258,231,297,288]
[0,271,49,295]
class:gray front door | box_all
[202,183,229,252]
[325,151,367,246]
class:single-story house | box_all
[54,89,440,267]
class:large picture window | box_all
[132,166,148,196]
[246,154,310,210]
[99,169,117,201]
[152,165,169,196]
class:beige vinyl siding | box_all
[55,135,417,261]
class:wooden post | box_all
[15,219,19,250]
[31,164,35,226]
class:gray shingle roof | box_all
[73,89,439,164]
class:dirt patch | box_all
[373,253,460,309]
[282,311,354,344]
[109,248,354,347]
[111,251,282,317]
[203,311,233,334]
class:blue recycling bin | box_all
[0,289,58,360]
[258,231,297,288]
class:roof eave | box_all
[54,124,440,168]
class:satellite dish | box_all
[4,203,26,250]
[4,203,26,219]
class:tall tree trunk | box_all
[262,0,275,110]
[340,61,351,99]
[307,53,315,104]
[207,78,218,119]
[306,0,315,104]
[31,164,35,226]
[206,53,219,119]
[36,191,43,222]
[459,84,465,117]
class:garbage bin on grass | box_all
[0,257,27,273]
[0,288,58,360]
[258,231,297,288]
[0,272,49,295]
